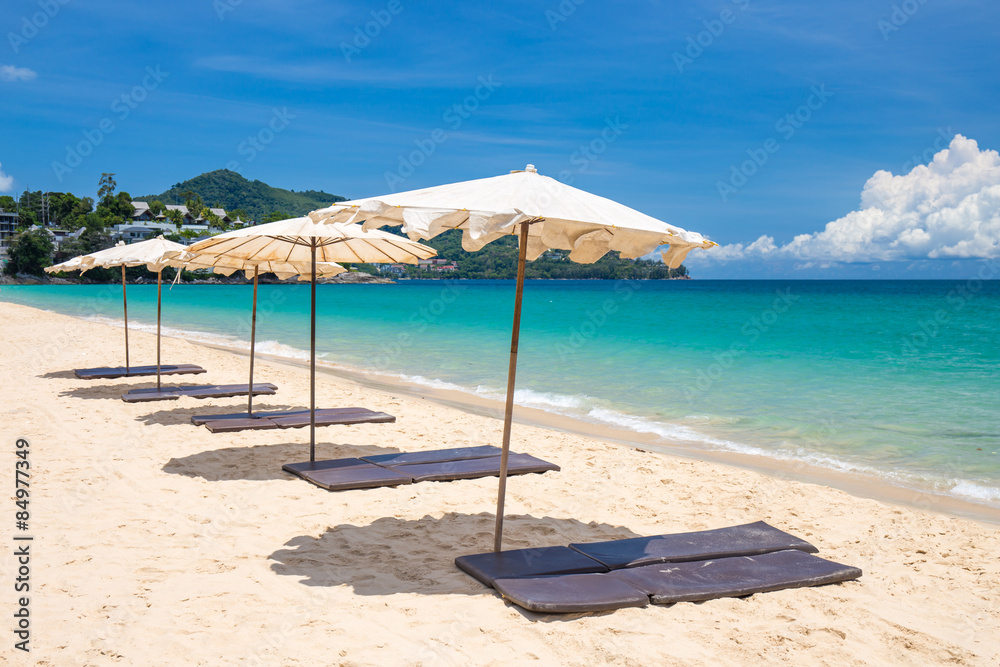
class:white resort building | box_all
[112,202,245,244]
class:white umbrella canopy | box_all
[76,236,190,273]
[182,216,437,265]
[309,165,716,552]
[181,257,346,282]
[183,218,436,459]
[160,247,348,417]
[309,164,716,267]
[45,237,191,383]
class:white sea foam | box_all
[397,374,472,393]
[55,308,1000,510]
[254,340,319,362]
[510,388,590,411]
[950,481,1000,502]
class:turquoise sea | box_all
[3,279,999,509]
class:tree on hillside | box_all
[94,173,133,230]
[201,208,226,231]
[183,191,204,217]
[16,190,41,228]
[164,208,184,231]
[97,191,134,229]
[261,210,287,223]
[149,200,166,215]
[5,228,54,276]
[98,173,117,200]
[55,228,113,262]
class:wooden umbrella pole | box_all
[493,222,530,552]
[156,269,162,390]
[248,266,259,417]
[310,243,317,462]
[122,265,130,373]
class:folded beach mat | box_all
[609,549,862,604]
[121,383,278,403]
[269,410,395,429]
[456,546,608,587]
[390,453,559,482]
[192,407,389,426]
[569,521,818,569]
[282,458,413,491]
[285,446,559,491]
[75,364,206,380]
[361,445,501,466]
[493,573,649,613]
[193,407,395,432]
[459,523,860,614]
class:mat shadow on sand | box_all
[163,442,404,482]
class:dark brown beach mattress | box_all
[121,383,277,402]
[284,446,558,491]
[282,458,413,491]
[455,546,609,587]
[491,550,861,613]
[75,364,206,379]
[568,521,818,569]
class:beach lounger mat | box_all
[363,445,502,467]
[609,549,862,604]
[493,573,649,614]
[192,407,377,426]
[200,408,393,432]
[74,364,206,379]
[282,458,413,491]
[204,418,280,433]
[393,453,559,482]
[456,546,608,587]
[122,383,277,403]
[270,410,395,429]
[569,521,818,570]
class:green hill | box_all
[140,169,347,221]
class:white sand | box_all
[1,301,998,666]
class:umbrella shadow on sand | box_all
[163,441,403,482]
[269,511,643,619]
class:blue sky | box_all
[2,0,999,277]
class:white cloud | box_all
[0,163,13,192]
[0,65,37,82]
[696,135,1000,265]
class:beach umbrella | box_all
[165,249,347,418]
[309,164,716,551]
[183,218,436,459]
[46,236,189,387]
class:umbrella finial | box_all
[525,164,537,173]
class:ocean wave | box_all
[950,480,1000,502]
[53,307,1000,510]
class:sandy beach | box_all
[2,300,998,666]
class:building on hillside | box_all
[0,208,19,264]
[416,258,458,271]
[111,221,211,243]
[131,202,231,226]
[373,263,407,276]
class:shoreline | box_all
[3,299,999,664]
[202,338,1000,527]
[5,295,998,525]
